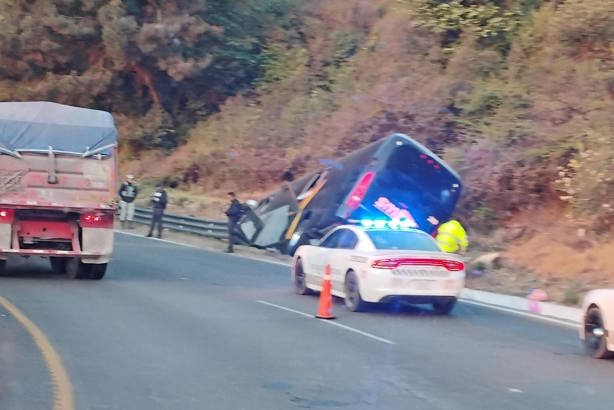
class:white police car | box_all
[292,221,465,314]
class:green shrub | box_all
[472,205,498,232]
[563,282,582,306]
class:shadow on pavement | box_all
[0,256,65,280]
[323,294,459,318]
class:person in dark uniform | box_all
[147,183,168,239]
[224,192,243,253]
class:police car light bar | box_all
[360,218,417,230]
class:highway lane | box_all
[0,300,52,410]
[0,233,613,410]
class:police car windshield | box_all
[366,230,440,251]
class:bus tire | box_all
[287,232,311,256]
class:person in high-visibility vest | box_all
[436,219,468,253]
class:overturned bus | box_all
[237,133,462,255]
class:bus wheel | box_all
[288,232,310,256]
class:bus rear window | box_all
[389,146,458,196]
[366,230,441,251]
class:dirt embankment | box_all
[466,206,614,305]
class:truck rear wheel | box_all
[65,258,91,280]
[87,263,107,280]
[50,257,67,275]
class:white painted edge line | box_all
[116,230,200,249]
[117,229,582,329]
[256,300,395,345]
[256,300,313,318]
[115,230,289,267]
[460,299,580,329]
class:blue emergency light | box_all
[360,218,416,230]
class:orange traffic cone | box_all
[316,264,336,320]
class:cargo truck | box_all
[0,102,118,279]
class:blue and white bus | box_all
[237,133,462,255]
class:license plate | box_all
[411,279,434,291]
[393,267,448,278]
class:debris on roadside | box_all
[467,252,503,277]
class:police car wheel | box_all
[344,270,367,312]
[584,307,613,359]
[293,258,311,295]
[432,298,456,315]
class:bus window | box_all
[383,145,460,208]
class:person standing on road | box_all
[224,192,243,253]
[118,174,138,229]
[147,183,168,239]
[435,219,468,254]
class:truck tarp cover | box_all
[0,101,117,155]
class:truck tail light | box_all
[0,208,15,224]
[346,171,375,210]
[80,212,113,228]
[371,258,465,271]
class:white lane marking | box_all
[460,299,580,329]
[256,300,395,345]
[117,231,200,249]
[116,230,289,267]
[117,230,579,330]
[256,300,313,318]
[507,388,523,394]
[324,320,395,345]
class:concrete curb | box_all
[460,288,581,326]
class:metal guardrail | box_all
[133,207,228,239]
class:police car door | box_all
[331,229,359,293]
[307,229,343,286]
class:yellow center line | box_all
[0,296,74,410]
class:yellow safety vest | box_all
[436,220,468,253]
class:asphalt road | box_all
[1,233,613,410]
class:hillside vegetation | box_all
[1,2,613,241]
